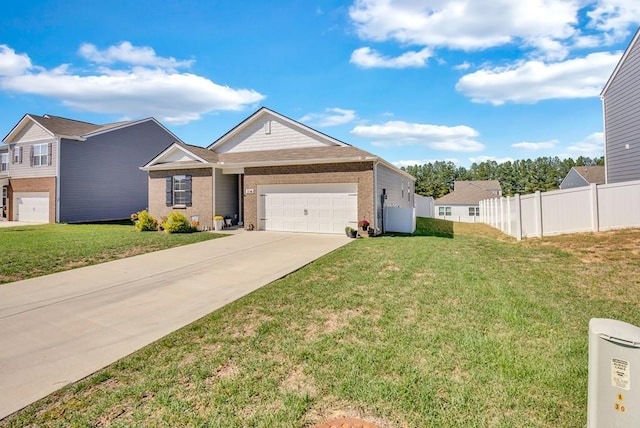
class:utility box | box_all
[588,318,640,427]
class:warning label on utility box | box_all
[611,358,631,391]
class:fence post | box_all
[514,194,522,241]
[506,196,512,236]
[535,190,543,238]
[590,183,600,232]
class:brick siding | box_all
[243,162,374,230]
[149,169,213,229]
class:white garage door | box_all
[260,184,358,234]
[15,192,49,223]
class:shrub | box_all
[134,210,158,232]
[163,211,196,234]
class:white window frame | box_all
[0,153,7,172]
[438,206,451,216]
[173,175,188,206]
[13,147,22,164]
[33,143,48,167]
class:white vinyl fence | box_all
[415,194,435,218]
[384,206,416,234]
[480,180,640,240]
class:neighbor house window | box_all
[438,206,451,216]
[31,143,49,167]
[166,175,192,206]
[469,207,480,216]
[0,153,7,172]
[12,147,22,164]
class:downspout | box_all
[373,161,380,233]
[601,96,608,184]
[211,167,216,227]
[55,137,61,223]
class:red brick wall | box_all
[148,169,213,229]
[243,162,374,230]
[8,177,57,222]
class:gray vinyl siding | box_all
[603,37,640,183]
[214,169,239,219]
[58,120,176,222]
[559,169,589,189]
[13,121,52,142]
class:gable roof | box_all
[601,27,640,97]
[572,165,605,184]
[435,185,499,206]
[143,107,415,181]
[454,180,501,191]
[208,107,349,152]
[3,114,183,145]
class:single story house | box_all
[434,180,502,222]
[559,166,605,190]
[142,107,416,234]
[1,114,182,223]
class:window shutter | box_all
[30,146,34,167]
[166,176,173,206]
[185,175,192,206]
[18,147,22,164]
[48,143,52,166]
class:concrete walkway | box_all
[0,231,351,419]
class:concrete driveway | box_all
[0,231,350,419]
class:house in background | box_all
[142,107,416,234]
[559,166,605,189]
[1,114,182,223]
[434,180,501,222]
[601,27,640,184]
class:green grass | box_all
[2,218,639,427]
[0,223,225,284]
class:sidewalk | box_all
[0,231,351,419]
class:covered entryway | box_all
[259,183,357,234]
[14,192,49,223]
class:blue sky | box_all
[0,0,638,167]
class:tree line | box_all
[403,156,605,198]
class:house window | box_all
[469,207,480,216]
[0,153,7,172]
[12,147,22,164]
[166,175,192,206]
[438,206,451,216]
[32,143,49,167]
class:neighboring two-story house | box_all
[1,114,181,223]
[601,27,640,184]
[434,180,502,223]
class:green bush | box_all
[162,211,195,234]
[134,210,158,232]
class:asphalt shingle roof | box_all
[573,166,605,184]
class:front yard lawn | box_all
[2,218,640,427]
[0,223,224,284]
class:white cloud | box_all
[566,132,604,156]
[351,120,484,152]
[468,155,515,164]
[0,45,32,76]
[349,0,581,58]
[587,0,640,42]
[79,42,194,70]
[0,43,264,125]
[455,51,621,104]
[512,140,559,150]
[299,108,357,127]
[454,62,471,71]
[350,46,432,68]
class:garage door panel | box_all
[14,192,49,223]
[261,185,357,234]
